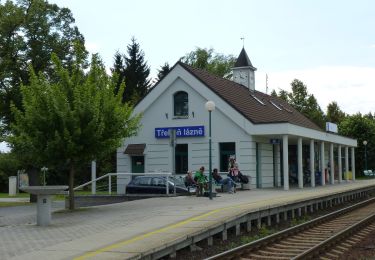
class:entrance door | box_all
[219,142,236,172]
[132,156,144,173]
[175,144,188,174]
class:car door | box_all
[136,176,151,193]
[151,177,167,194]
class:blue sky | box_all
[1,0,375,152]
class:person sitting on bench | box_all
[184,171,197,188]
[194,166,208,196]
[212,168,235,193]
[228,162,241,183]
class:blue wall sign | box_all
[155,126,205,138]
[270,139,281,144]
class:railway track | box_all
[206,197,375,260]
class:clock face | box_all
[239,71,248,85]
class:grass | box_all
[226,225,276,250]
[0,202,30,207]
[291,215,311,226]
[1,190,115,201]
[0,192,29,198]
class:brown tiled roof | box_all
[178,62,323,131]
[124,143,146,155]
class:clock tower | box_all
[232,48,257,91]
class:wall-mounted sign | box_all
[326,122,338,133]
[155,126,205,138]
[270,139,281,144]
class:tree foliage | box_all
[111,51,126,96]
[326,101,346,124]
[8,47,141,209]
[0,152,21,192]
[181,47,236,79]
[123,37,151,104]
[274,79,325,128]
[157,62,170,82]
[0,0,86,137]
[339,114,375,175]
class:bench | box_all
[214,174,252,192]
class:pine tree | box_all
[157,62,170,81]
[111,51,126,95]
[270,89,278,97]
[123,37,151,104]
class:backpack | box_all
[228,171,240,183]
[238,172,249,184]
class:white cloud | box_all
[370,44,375,48]
[85,41,100,53]
[256,66,375,115]
[0,141,10,153]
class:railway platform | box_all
[3,179,375,260]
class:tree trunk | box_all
[68,164,75,210]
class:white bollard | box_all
[8,176,17,196]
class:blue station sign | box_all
[155,126,205,138]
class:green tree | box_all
[0,152,21,192]
[123,37,151,104]
[287,79,325,128]
[277,89,289,102]
[157,62,170,81]
[288,79,309,111]
[326,101,346,124]
[0,0,86,137]
[111,51,126,95]
[339,113,375,175]
[181,47,236,79]
[8,48,141,209]
[270,89,278,97]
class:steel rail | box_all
[293,212,375,259]
[205,197,375,260]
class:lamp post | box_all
[205,101,215,200]
[363,140,368,171]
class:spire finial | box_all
[240,37,245,47]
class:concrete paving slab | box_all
[2,180,375,260]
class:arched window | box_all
[174,91,188,117]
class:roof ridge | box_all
[178,61,253,92]
[177,61,323,131]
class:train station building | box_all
[116,48,357,193]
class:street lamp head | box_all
[363,140,368,146]
[205,101,216,112]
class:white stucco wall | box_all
[116,63,356,193]
[116,75,270,193]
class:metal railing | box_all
[73,172,173,195]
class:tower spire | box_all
[240,37,245,47]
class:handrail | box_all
[73,172,173,195]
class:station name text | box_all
[155,126,205,138]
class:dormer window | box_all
[174,91,188,117]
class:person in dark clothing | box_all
[184,171,196,187]
[212,168,235,193]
